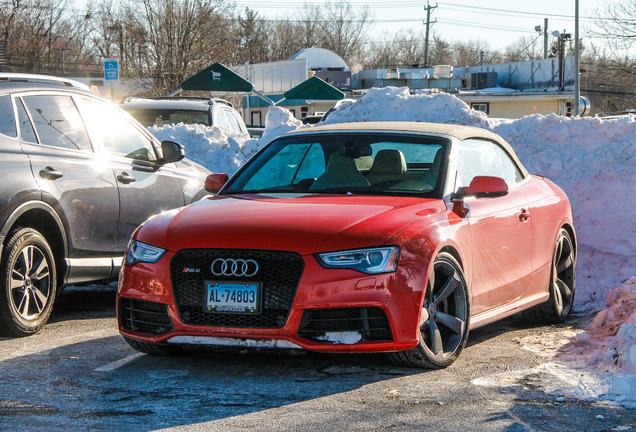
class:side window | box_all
[80,98,157,162]
[214,110,230,130]
[223,109,242,134]
[457,139,523,189]
[0,95,17,138]
[16,99,39,143]
[22,95,92,151]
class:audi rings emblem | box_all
[211,258,259,277]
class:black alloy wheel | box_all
[520,228,576,323]
[552,229,576,318]
[0,227,57,336]
[390,252,470,369]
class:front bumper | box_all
[117,250,424,353]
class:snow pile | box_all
[148,106,302,176]
[258,105,303,145]
[590,278,636,396]
[149,122,253,175]
[321,87,494,130]
[560,277,636,404]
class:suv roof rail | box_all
[208,97,233,108]
[0,73,90,90]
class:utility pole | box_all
[544,18,549,59]
[574,0,580,116]
[423,2,437,68]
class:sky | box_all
[233,0,610,53]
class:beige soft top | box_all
[286,121,529,177]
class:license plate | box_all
[205,282,261,314]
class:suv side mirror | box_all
[456,176,509,199]
[160,140,185,164]
[205,173,229,193]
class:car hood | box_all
[136,194,447,255]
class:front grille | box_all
[119,297,173,335]
[170,249,304,328]
[297,307,393,342]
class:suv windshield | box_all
[124,108,209,127]
[225,133,449,197]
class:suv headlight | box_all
[316,246,400,274]
[125,239,166,266]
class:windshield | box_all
[224,132,449,197]
[123,108,209,127]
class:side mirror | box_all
[458,176,509,199]
[205,173,229,193]
[161,140,185,163]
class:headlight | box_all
[125,239,166,266]
[316,246,400,274]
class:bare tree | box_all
[129,0,236,94]
[502,35,543,63]
[0,0,77,73]
[235,8,273,63]
[315,2,372,64]
[590,0,636,52]
[452,39,489,67]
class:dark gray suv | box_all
[0,74,211,336]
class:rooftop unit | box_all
[460,72,498,90]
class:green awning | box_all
[181,63,253,92]
[283,76,344,101]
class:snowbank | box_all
[560,277,636,405]
[148,123,253,175]
[147,87,635,405]
[148,106,303,176]
[321,87,494,130]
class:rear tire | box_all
[519,228,575,323]
[123,336,182,356]
[0,227,57,337]
[389,253,470,369]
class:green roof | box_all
[283,76,344,101]
[181,63,253,92]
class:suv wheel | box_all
[0,228,57,336]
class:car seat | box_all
[366,149,407,185]
[310,153,369,190]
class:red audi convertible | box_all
[117,122,576,368]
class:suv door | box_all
[17,93,120,281]
[78,97,186,252]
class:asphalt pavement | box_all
[0,284,634,432]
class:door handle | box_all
[117,172,136,184]
[519,209,531,222]
[39,166,63,180]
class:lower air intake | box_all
[297,307,393,342]
[119,297,173,335]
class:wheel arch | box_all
[0,201,68,287]
[437,245,464,270]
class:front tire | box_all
[0,228,57,337]
[390,252,470,369]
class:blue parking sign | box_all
[104,58,119,81]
